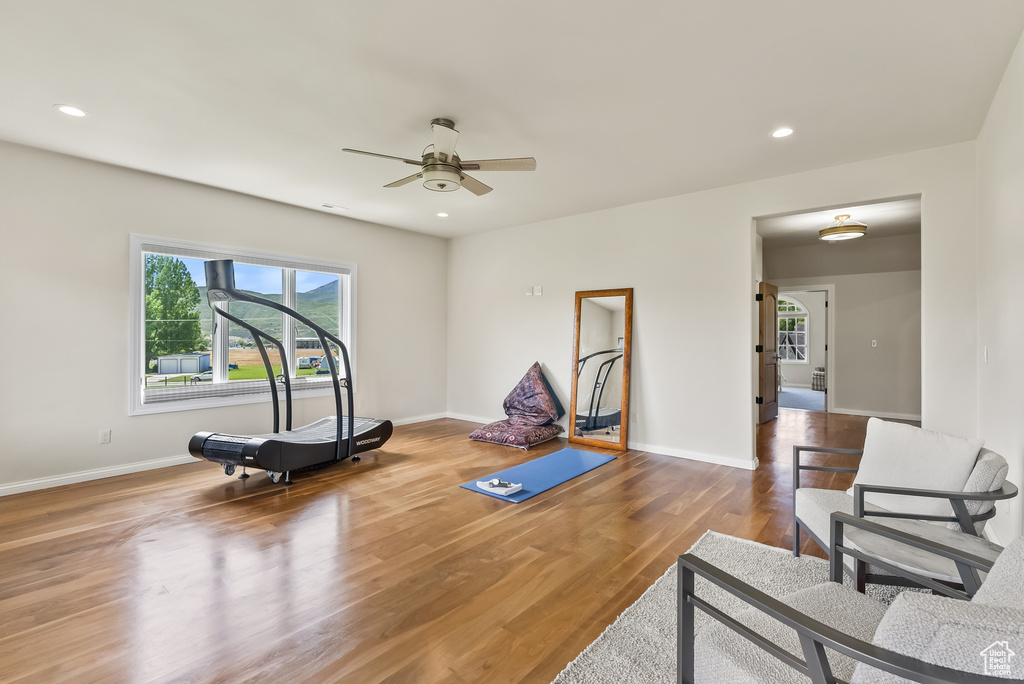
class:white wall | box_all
[773,273,922,420]
[764,233,921,281]
[0,141,448,492]
[777,290,826,388]
[976,29,1024,542]
[447,142,977,470]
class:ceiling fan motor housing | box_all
[421,163,461,192]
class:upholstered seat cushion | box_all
[795,487,888,547]
[851,595,1024,682]
[851,537,1024,682]
[972,536,1024,610]
[852,418,983,520]
[695,582,888,683]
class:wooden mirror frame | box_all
[568,288,633,451]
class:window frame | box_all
[128,234,356,416]
[777,296,809,365]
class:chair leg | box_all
[793,520,801,557]
[856,559,866,594]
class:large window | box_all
[777,296,808,363]
[130,235,354,415]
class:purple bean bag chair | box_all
[469,362,565,449]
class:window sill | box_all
[131,381,341,416]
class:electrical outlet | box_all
[99,429,111,445]
[871,340,877,348]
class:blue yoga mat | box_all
[460,448,615,503]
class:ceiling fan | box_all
[343,118,536,196]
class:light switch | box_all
[533,286,543,296]
[525,286,533,296]
[871,340,877,348]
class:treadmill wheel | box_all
[223,464,236,476]
[267,470,283,484]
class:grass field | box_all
[146,349,324,388]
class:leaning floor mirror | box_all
[569,288,633,451]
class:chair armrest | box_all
[792,445,862,492]
[829,512,999,599]
[677,552,1003,683]
[853,481,1018,534]
[853,481,1018,503]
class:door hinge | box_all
[755,396,764,405]
[825,300,828,307]
[825,344,828,351]
[755,293,764,301]
[755,344,764,353]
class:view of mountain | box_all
[197,284,340,344]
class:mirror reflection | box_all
[570,289,632,451]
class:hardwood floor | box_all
[0,410,872,683]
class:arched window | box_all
[778,296,808,363]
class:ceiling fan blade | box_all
[459,157,537,172]
[384,172,423,188]
[459,173,493,196]
[431,121,460,164]
[343,148,422,166]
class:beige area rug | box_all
[550,531,907,684]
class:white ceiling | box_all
[1,1,1022,239]
[757,197,921,249]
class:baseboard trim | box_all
[830,407,922,422]
[390,412,449,426]
[783,383,813,390]
[629,441,759,471]
[445,412,496,425]
[0,454,196,498]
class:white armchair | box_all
[793,418,1017,593]
[678,533,1024,683]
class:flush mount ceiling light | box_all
[772,127,793,138]
[819,214,867,241]
[54,104,88,117]
[436,212,449,218]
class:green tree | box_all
[145,255,206,362]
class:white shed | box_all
[157,353,211,374]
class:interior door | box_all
[758,282,779,424]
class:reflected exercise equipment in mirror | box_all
[569,288,633,451]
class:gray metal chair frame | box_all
[828,512,996,601]
[677,530,1007,684]
[792,445,1017,592]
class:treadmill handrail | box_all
[211,306,292,433]
[204,260,354,463]
[576,350,622,430]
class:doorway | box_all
[753,196,923,425]
[777,286,833,413]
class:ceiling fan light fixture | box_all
[421,166,461,192]
[819,214,867,241]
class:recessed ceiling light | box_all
[54,104,88,117]
[772,127,793,138]
[437,212,449,218]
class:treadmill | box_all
[575,349,623,432]
[188,260,393,485]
